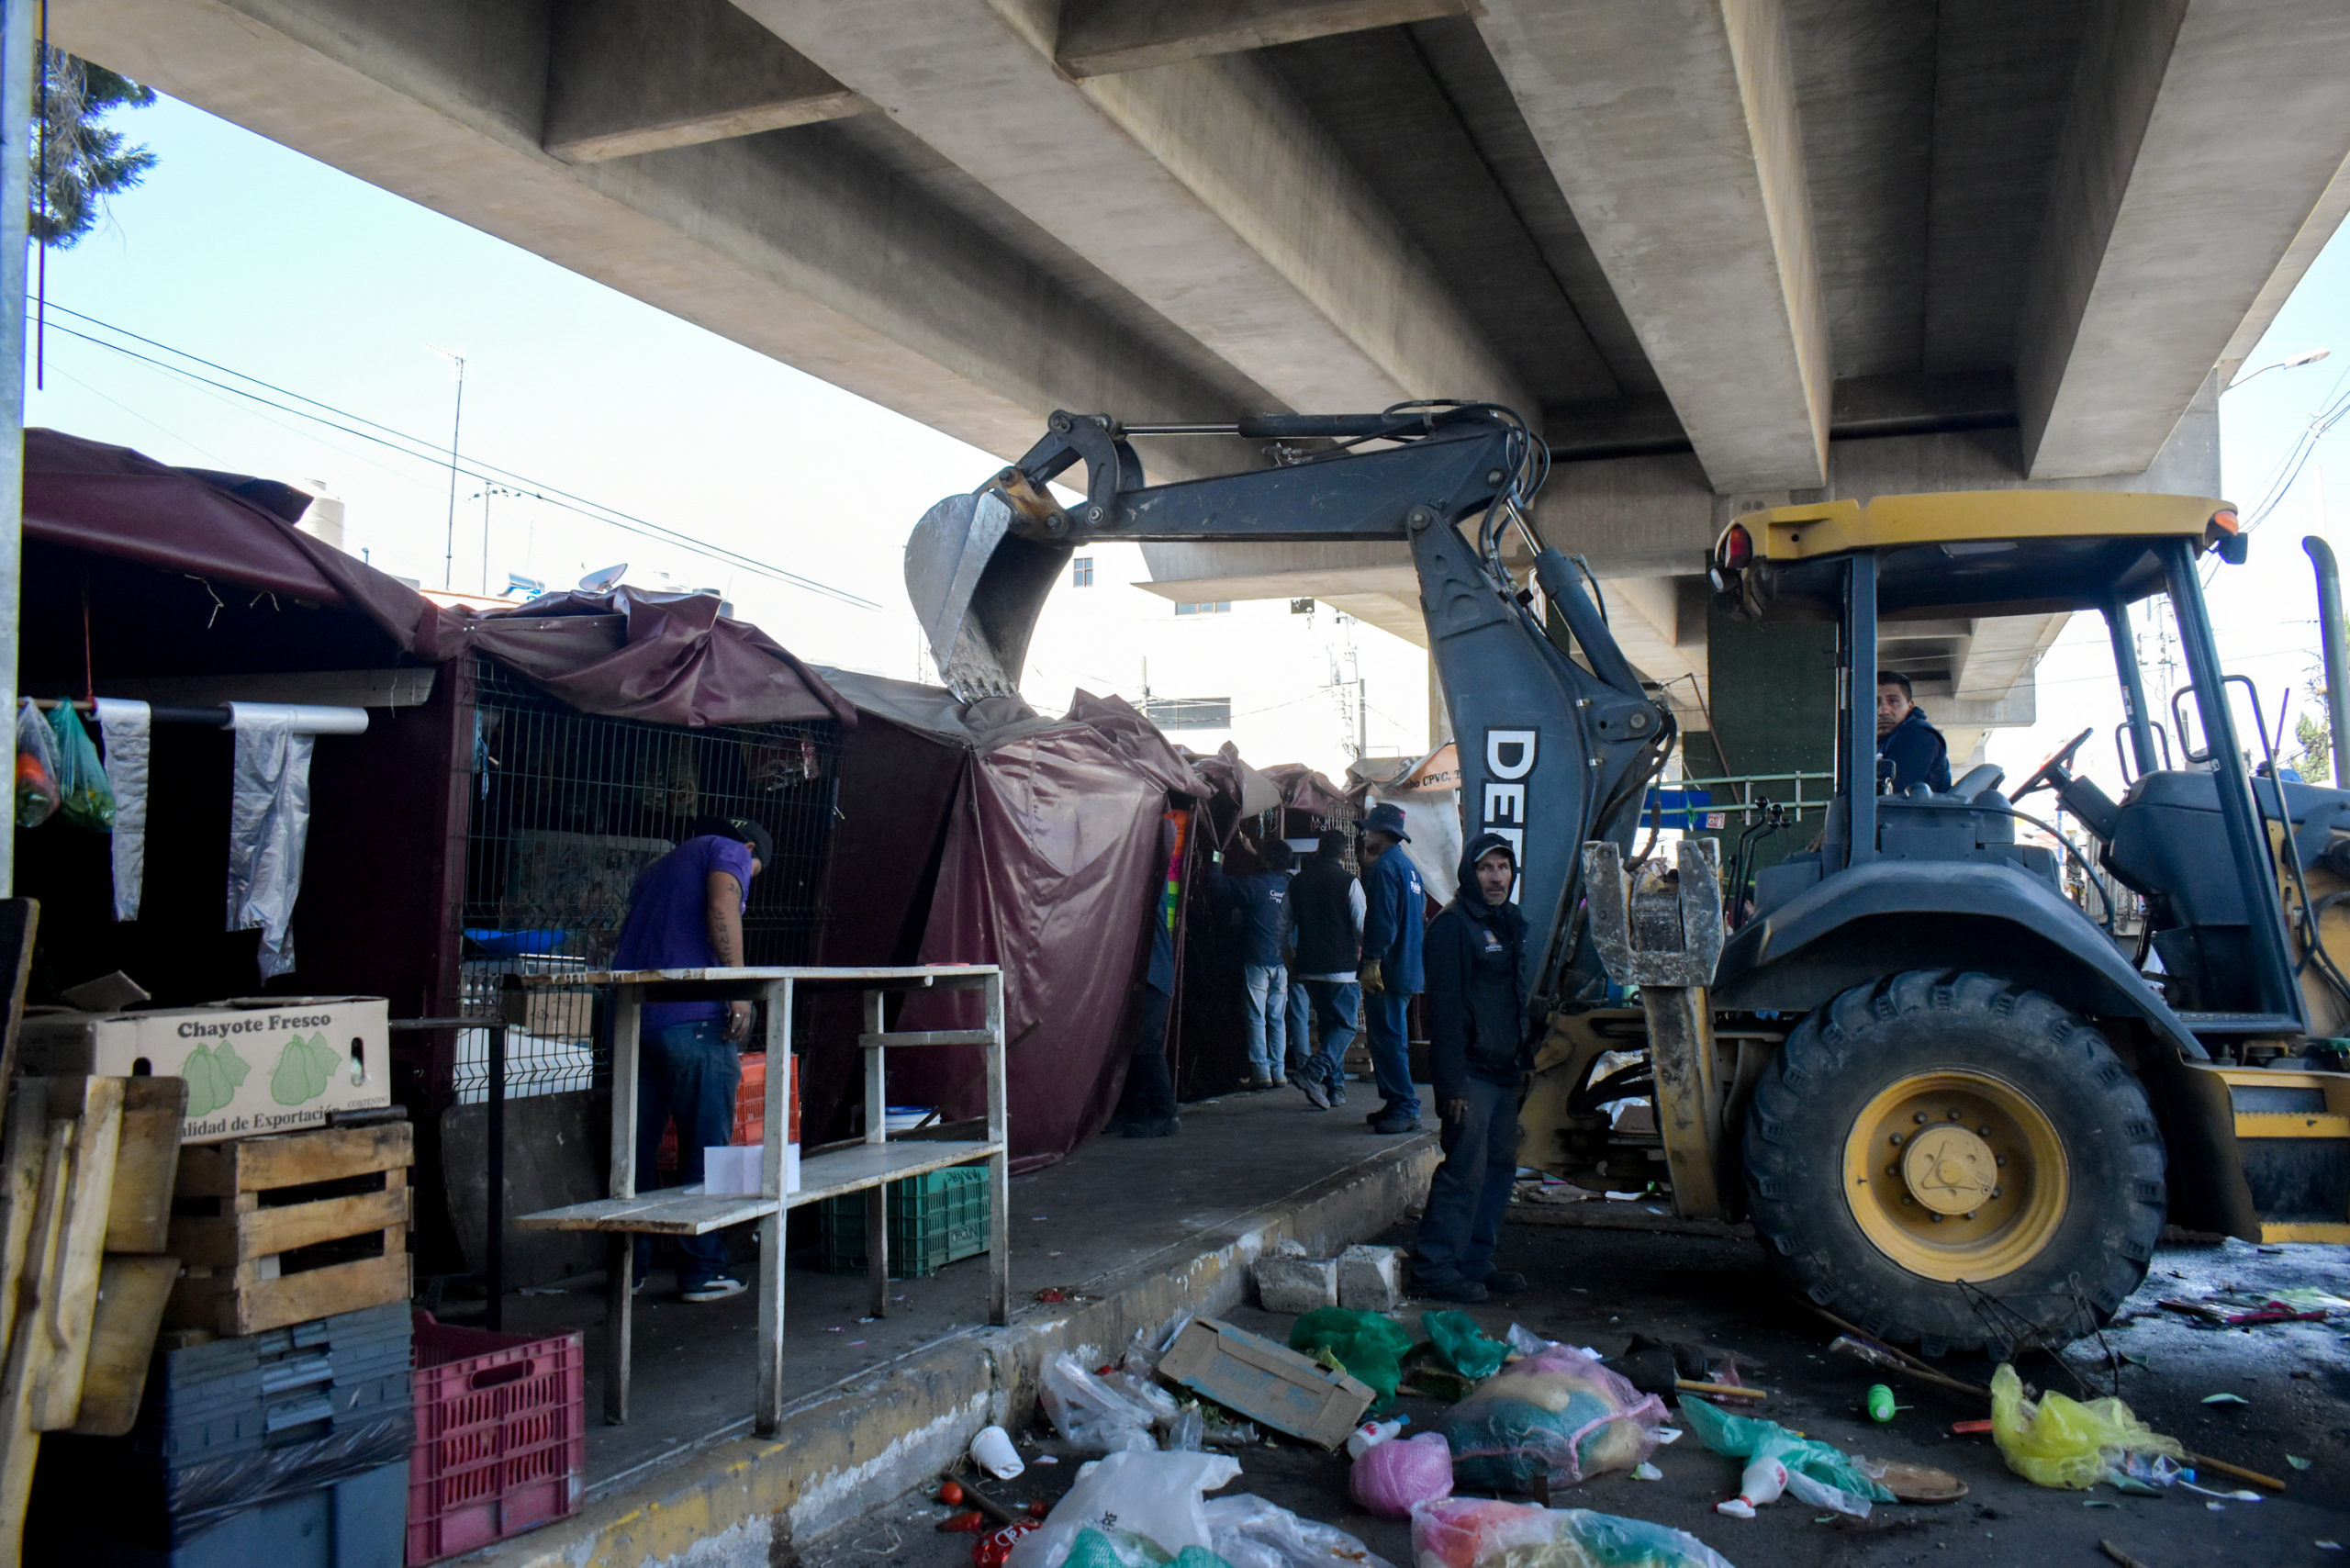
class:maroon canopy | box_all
[21,428,853,727]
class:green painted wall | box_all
[1688,599,1838,871]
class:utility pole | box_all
[429,346,466,589]
[1357,677,1368,760]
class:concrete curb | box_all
[461,1130,1438,1567]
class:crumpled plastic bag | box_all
[1040,1351,1178,1453]
[1410,1495,1736,1568]
[1290,1307,1416,1407]
[47,701,115,831]
[1203,1493,1396,1568]
[1989,1362,2182,1490]
[1441,1343,1666,1491]
[1350,1430,1453,1519]
[1676,1395,1892,1518]
[1008,1450,1240,1568]
[1423,1310,1510,1381]
[15,700,58,827]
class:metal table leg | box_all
[487,1022,506,1332]
[985,972,1010,1327]
[863,989,890,1318]
[605,984,642,1426]
[755,979,792,1437]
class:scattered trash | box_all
[2199,1393,2249,1406]
[1158,1317,1374,1449]
[1204,1493,1395,1568]
[1035,1456,1059,1465]
[2317,1540,2343,1551]
[1008,1450,1237,1568]
[859,1316,880,1324]
[939,1479,967,1506]
[1165,1407,1206,1452]
[2179,1479,2261,1502]
[1952,1419,1994,1436]
[2098,1540,2153,1568]
[1442,1342,1666,1492]
[1678,1394,1893,1518]
[1347,1417,1409,1459]
[1350,1431,1454,1519]
[1632,1462,1662,1482]
[1865,1384,1898,1423]
[1870,1462,1967,1504]
[1290,1308,1416,1408]
[972,1424,1026,1480]
[1040,1352,1176,1454]
[972,1519,1044,1568]
[1989,1364,2182,1491]
[1714,1451,1786,1519]
[939,1510,990,1533]
[1411,1496,1735,1568]
[1423,1311,1511,1382]
[2289,1454,2313,1470]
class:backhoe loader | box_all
[907,405,2350,1353]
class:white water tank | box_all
[295,478,348,552]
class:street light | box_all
[2227,346,2330,390]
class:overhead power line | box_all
[30,304,883,611]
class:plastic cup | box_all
[971,1424,1024,1479]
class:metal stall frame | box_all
[509,965,1007,1435]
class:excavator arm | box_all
[905,405,1673,1011]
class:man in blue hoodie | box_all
[1357,802,1425,1133]
[1876,669,1951,793]
[1206,836,1293,1089]
[1411,831,1531,1303]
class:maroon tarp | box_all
[21,428,852,727]
[1263,763,1348,819]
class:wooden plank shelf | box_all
[518,1192,779,1236]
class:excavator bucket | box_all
[904,487,1070,700]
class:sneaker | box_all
[1415,1276,1489,1304]
[1483,1270,1529,1294]
[1289,1070,1331,1110]
[1326,1082,1348,1107]
[1370,1114,1421,1135]
[679,1275,747,1304]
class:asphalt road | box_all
[800,1219,2350,1568]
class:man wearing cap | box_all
[612,814,772,1304]
[1356,802,1426,1133]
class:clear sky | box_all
[20,87,2344,789]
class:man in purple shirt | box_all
[615,814,772,1303]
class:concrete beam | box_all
[733,0,1528,416]
[2017,0,2350,478]
[1057,0,1467,79]
[543,0,862,163]
[1475,0,1831,492]
[51,0,1261,480]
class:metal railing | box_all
[1646,770,1835,829]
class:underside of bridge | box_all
[54,0,2350,749]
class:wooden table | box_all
[509,965,1008,1434]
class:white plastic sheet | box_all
[225,705,316,979]
[94,698,149,922]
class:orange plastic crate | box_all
[654,1051,775,1171]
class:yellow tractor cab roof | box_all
[1714,489,2239,622]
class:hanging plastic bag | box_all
[1038,1352,1169,1453]
[1441,1343,1666,1492]
[46,702,116,831]
[1409,1496,1737,1568]
[1290,1307,1416,1407]
[1988,1362,2182,1490]
[1676,1395,1893,1518]
[1009,1450,1240,1568]
[15,700,59,828]
[1423,1311,1510,1381]
[1350,1430,1453,1519]
[1203,1493,1397,1568]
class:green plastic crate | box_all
[815,1165,990,1277]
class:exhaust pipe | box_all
[2307,535,2350,789]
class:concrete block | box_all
[1253,1252,1337,1315]
[1337,1244,1404,1311]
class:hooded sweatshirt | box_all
[1424,831,1532,1102]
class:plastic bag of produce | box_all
[1203,1493,1396,1568]
[1440,1343,1665,1491]
[1423,1311,1509,1381]
[47,701,115,830]
[1010,1450,1239,1568]
[1290,1307,1416,1406]
[15,700,58,827]
[1410,1496,1737,1568]
[1989,1362,2181,1491]
[1039,1351,1170,1453]
[1349,1429,1453,1518]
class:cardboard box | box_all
[1155,1316,1373,1450]
[18,997,391,1144]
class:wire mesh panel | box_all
[453,655,842,1102]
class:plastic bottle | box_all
[1716,1455,1789,1518]
[1346,1417,1408,1459]
[1865,1384,1897,1423]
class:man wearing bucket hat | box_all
[1356,801,1426,1133]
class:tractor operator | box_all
[1876,669,1952,793]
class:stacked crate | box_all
[815,1166,990,1277]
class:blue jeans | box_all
[633,1019,741,1287]
[1363,987,1418,1120]
[1302,980,1360,1091]
[1242,963,1288,1079]
[1412,1076,1523,1286]
[1284,981,1312,1075]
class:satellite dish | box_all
[578,563,629,592]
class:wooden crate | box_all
[165,1120,412,1337]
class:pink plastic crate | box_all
[407,1312,585,1564]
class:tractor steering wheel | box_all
[2009,726,2095,803]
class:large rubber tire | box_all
[1744,970,2166,1355]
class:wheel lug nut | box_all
[1901,1195,1915,1205]
[1930,1213,1944,1223]
[1890,1134,1905,1147]
[1947,1109,1962,1121]
[1977,1126,1992,1137]
[1886,1165,1898,1178]
[1995,1156,2007,1168]
[1964,1211,1979,1221]
[1914,1113,1928,1125]
[1989,1188,2002,1200]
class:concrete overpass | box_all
[52,0,2350,756]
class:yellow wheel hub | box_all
[1841,1070,2069,1282]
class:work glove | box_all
[1359,958,1383,994]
